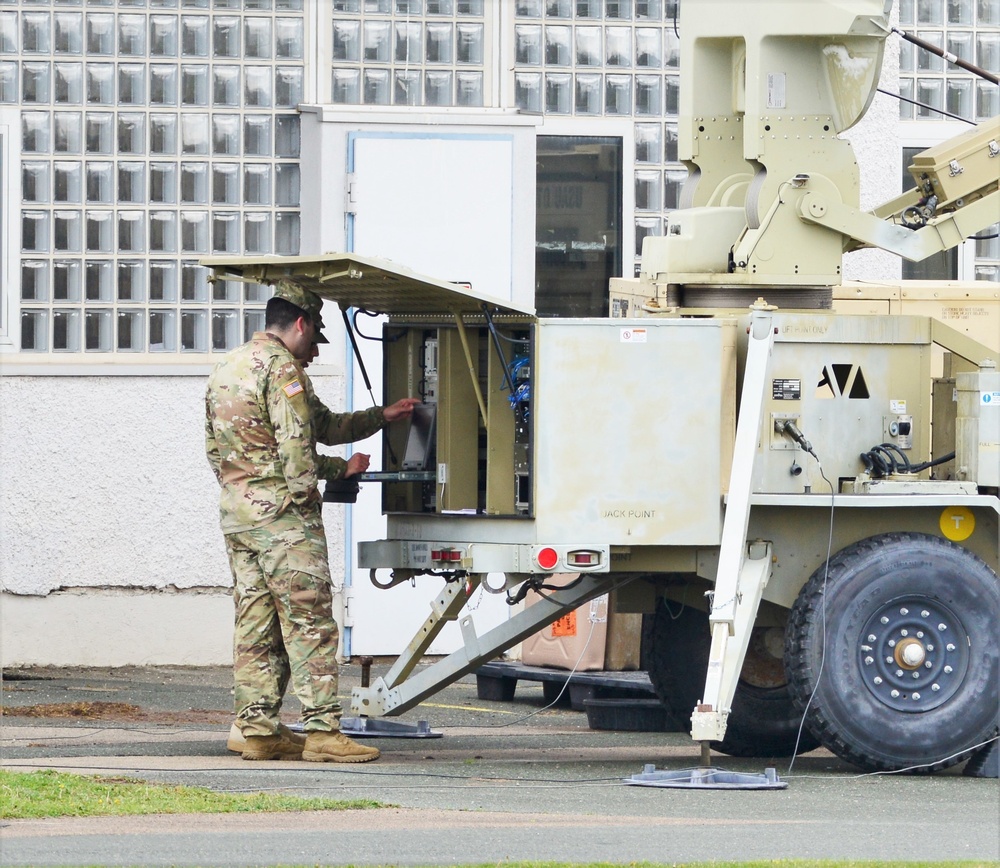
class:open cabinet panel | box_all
[381,319,535,518]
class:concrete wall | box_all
[842,7,902,285]
[0,367,352,667]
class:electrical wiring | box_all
[876,87,975,125]
[786,454,836,777]
[859,443,955,478]
[462,616,600,730]
[350,308,406,343]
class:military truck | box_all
[204,0,999,775]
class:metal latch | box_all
[948,159,964,176]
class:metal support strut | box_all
[351,572,636,718]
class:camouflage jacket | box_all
[205,332,385,533]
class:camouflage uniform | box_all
[206,330,384,736]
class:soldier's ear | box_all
[295,315,310,335]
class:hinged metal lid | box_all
[200,253,534,317]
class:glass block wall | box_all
[330,0,488,107]
[2,0,305,353]
[898,0,999,282]
[898,0,998,122]
[510,0,681,276]
[2,0,998,354]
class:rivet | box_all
[931,683,940,691]
[865,656,874,665]
[891,689,900,698]
[912,692,921,700]
[938,623,947,631]
[868,634,877,642]
[946,643,956,652]
[921,610,930,618]
[944,665,954,674]
[881,616,890,624]
[900,607,909,615]
[874,676,883,685]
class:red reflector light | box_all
[571,553,593,565]
[536,547,559,571]
[431,549,462,562]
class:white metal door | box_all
[346,131,519,656]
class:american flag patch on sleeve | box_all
[282,379,304,398]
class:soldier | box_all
[206,281,418,762]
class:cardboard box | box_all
[521,574,608,671]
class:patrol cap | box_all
[274,280,328,342]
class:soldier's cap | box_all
[274,280,328,342]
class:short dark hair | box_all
[265,296,310,330]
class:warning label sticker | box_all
[981,391,1000,406]
[620,328,647,343]
[550,611,577,638]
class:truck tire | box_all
[785,532,999,773]
[644,601,819,757]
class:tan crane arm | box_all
[798,117,1000,263]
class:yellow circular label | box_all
[939,506,975,541]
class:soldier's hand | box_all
[383,397,421,423]
[345,452,371,477]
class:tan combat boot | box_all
[228,722,305,754]
[240,724,308,761]
[302,730,380,763]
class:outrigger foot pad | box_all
[624,764,788,790]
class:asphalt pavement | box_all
[2,663,998,867]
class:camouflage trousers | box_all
[224,509,342,737]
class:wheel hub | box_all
[859,597,970,712]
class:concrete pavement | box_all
[2,664,998,866]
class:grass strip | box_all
[0,769,382,820]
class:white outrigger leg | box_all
[628,308,786,790]
[692,308,777,760]
[350,572,638,718]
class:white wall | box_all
[0,368,353,666]
[842,2,903,284]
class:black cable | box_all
[351,308,406,343]
[505,574,584,606]
[859,443,955,478]
[876,87,976,125]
